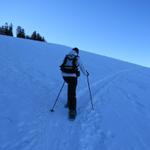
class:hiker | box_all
[60,47,89,119]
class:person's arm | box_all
[78,57,89,76]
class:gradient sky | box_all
[0,0,150,67]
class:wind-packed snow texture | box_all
[0,35,150,150]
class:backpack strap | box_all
[73,55,79,68]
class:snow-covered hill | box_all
[0,35,150,150]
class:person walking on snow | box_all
[60,47,89,119]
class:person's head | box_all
[72,47,79,55]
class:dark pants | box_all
[63,77,77,111]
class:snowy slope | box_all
[0,35,150,150]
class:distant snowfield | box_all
[0,35,150,150]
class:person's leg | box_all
[63,77,69,107]
[68,77,77,112]
[63,76,78,118]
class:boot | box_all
[68,110,76,120]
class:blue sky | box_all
[0,0,150,67]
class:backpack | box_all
[60,54,80,75]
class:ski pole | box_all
[50,81,65,112]
[87,75,94,110]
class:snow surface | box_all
[0,35,150,150]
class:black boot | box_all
[68,110,76,120]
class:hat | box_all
[72,47,79,54]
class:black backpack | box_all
[60,54,80,75]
